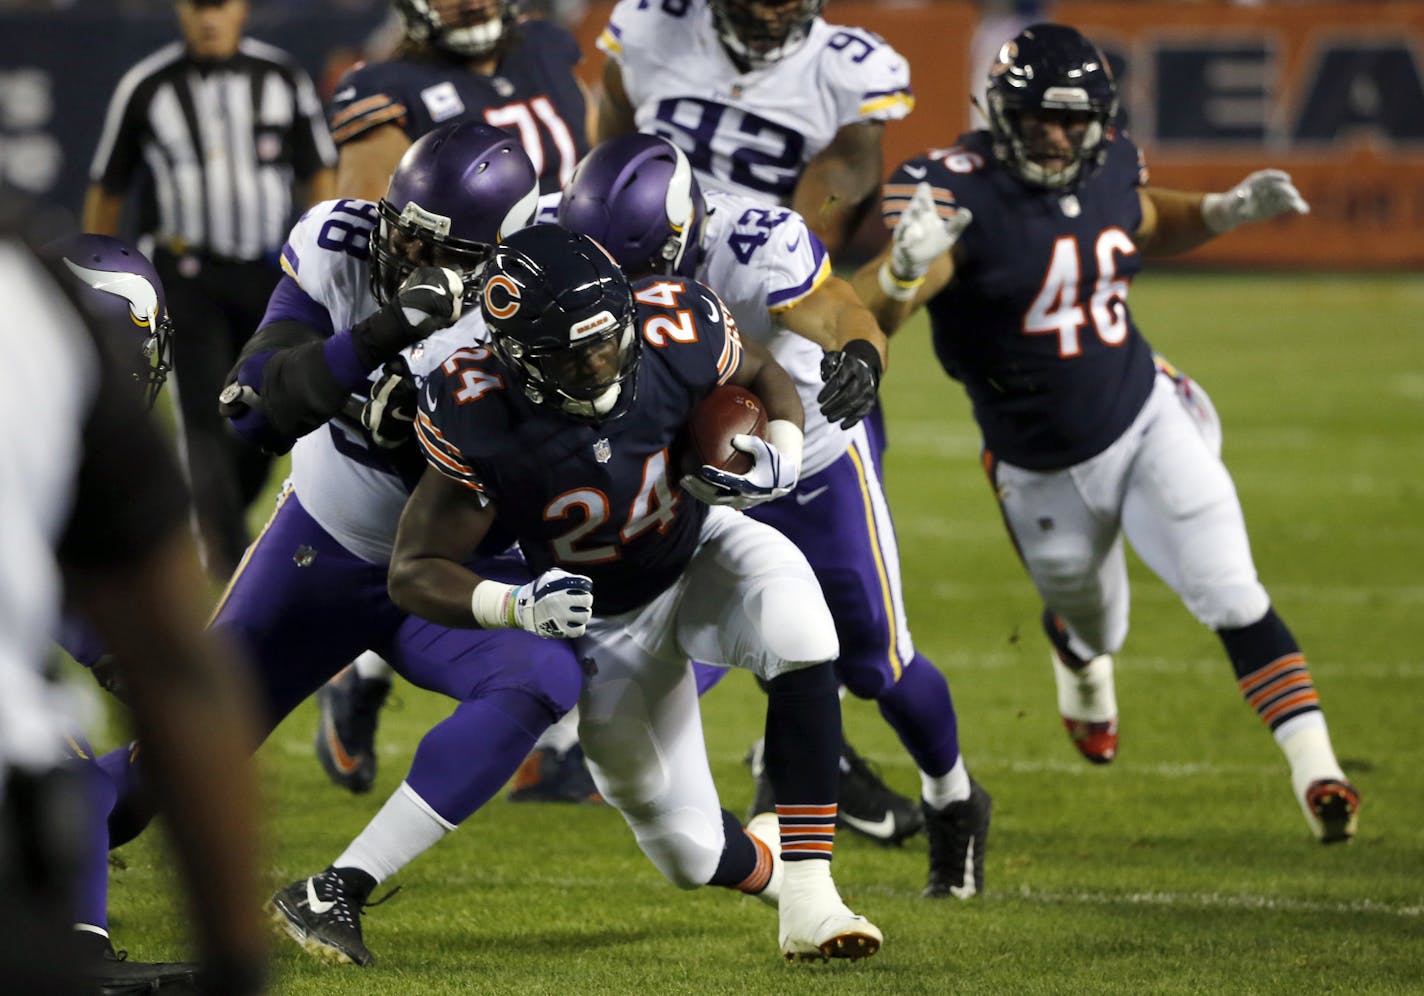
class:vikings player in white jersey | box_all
[553,135,991,898]
[596,0,913,260]
[96,124,591,968]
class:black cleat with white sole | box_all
[923,777,991,899]
[270,866,383,966]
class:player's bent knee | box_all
[622,811,725,889]
[1187,582,1270,631]
[839,662,892,700]
[743,576,839,671]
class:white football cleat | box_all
[744,812,782,909]
[1051,650,1119,764]
[778,864,881,962]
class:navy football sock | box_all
[706,809,771,893]
[764,662,839,861]
[1218,607,1322,732]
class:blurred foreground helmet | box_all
[373,121,540,306]
[481,224,639,422]
[710,0,824,70]
[985,23,1119,189]
[558,135,706,280]
[48,234,172,408]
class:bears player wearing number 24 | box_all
[853,22,1359,844]
[392,224,882,961]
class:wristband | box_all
[766,419,804,475]
[470,579,519,629]
[878,261,923,302]
[1200,191,1238,235]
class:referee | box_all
[83,0,335,578]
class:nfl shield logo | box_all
[593,438,612,463]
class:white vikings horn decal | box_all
[63,258,159,328]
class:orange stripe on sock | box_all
[735,831,773,894]
[1238,653,1306,694]
[775,804,837,818]
[1261,689,1320,726]
[783,841,835,854]
[1247,672,1315,710]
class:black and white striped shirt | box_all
[90,38,336,262]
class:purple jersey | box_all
[416,276,743,615]
[329,19,588,193]
[884,129,1156,470]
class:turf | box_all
[97,272,1423,994]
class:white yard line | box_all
[1007,885,1424,919]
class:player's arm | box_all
[334,124,412,201]
[81,186,124,236]
[850,179,967,335]
[596,59,637,142]
[780,275,887,429]
[1136,171,1309,258]
[790,120,885,261]
[219,265,462,451]
[685,338,804,509]
[389,467,593,637]
[61,329,266,993]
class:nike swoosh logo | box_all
[904,165,928,179]
[785,234,802,253]
[948,838,977,899]
[424,382,439,410]
[839,810,897,838]
[795,485,829,505]
[702,294,720,323]
[306,878,336,915]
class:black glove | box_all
[817,338,882,428]
[351,265,463,368]
[361,357,418,448]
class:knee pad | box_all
[1186,581,1270,632]
[618,806,725,889]
[742,577,839,675]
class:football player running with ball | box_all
[853,23,1359,844]
[391,224,882,961]
[556,134,990,897]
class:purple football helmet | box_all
[558,135,705,281]
[48,233,172,408]
[372,121,540,306]
[481,224,639,422]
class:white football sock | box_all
[921,755,971,810]
[334,781,454,884]
[1277,713,1346,801]
[531,707,580,753]
[352,650,393,683]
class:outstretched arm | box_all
[779,275,887,429]
[1136,170,1309,257]
[850,181,969,334]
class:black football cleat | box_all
[923,777,992,899]
[506,744,602,804]
[837,741,925,845]
[78,931,198,995]
[314,665,391,794]
[270,867,381,966]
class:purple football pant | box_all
[103,487,583,832]
[694,422,960,777]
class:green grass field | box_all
[95,272,1423,994]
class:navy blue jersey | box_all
[884,130,1157,470]
[416,276,744,615]
[329,19,588,194]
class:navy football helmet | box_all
[372,121,540,306]
[481,225,639,422]
[558,135,705,281]
[710,0,824,70]
[395,0,517,59]
[48,234,172,408]
[985,23,1119,189]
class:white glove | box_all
[681,432,799,510]
[471,568,593,639]
[1201,169,1309,234]
[890,181,973,283]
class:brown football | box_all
[678,385,769,478]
